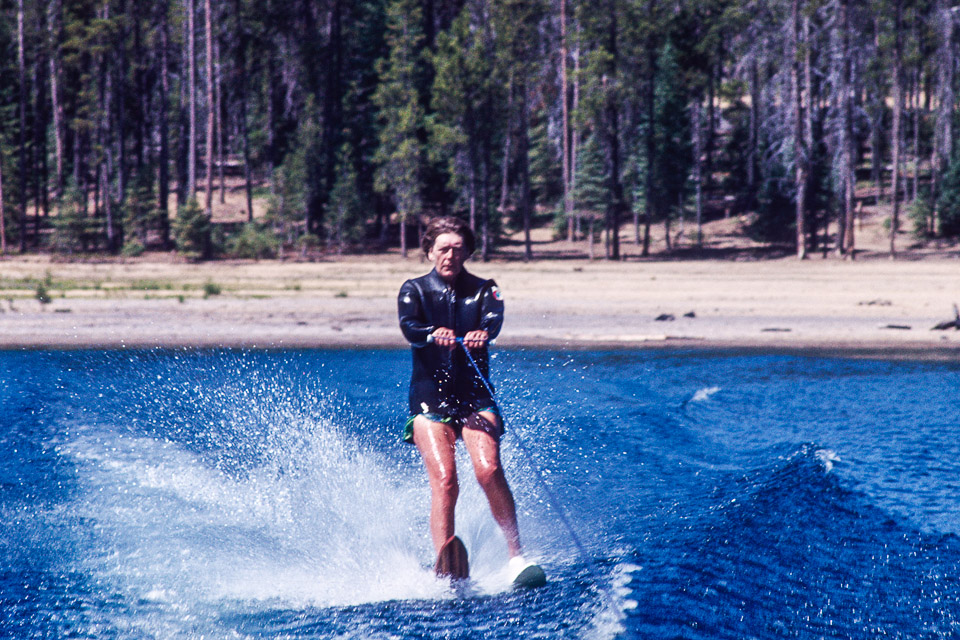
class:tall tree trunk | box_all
[17,0,28,253]
[602,0,624,261]
[641,3,656,257]
[33,35,48,239]
[911,67,919,203]
[890,0,903,258]
[933,0,953,236]
[560,0,573,243]
[706,62,716,196]
[748,58,759,204]
[233,0,253,222]
[187,0,197,200]
[116,0,127,208]
[835,0,853,256]
[0,145,5,254]
[133,3,146,172]
[159,0,171,246]
[204,0,214,219]
[518,80,533,262]
[571,38,581,238]
[803,15,814,251]
[792,0,807,259]
[498,79,514,220]
[692,96,704,247]
[48,0,64,211]
[323,0,344,234]
[215,39,225,204]
[99,5,117,253]
[871,16,883,203]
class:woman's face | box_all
[428,232,467,283]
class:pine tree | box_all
[173,197,209,258]
[574,132,606,258]
[935,155,960,238]
[266,103,319,249]
[326,142,364,254]
[528,105,562,209]
[492,0,546,261]
[121,170,157,252]
[650,41,692,251]
[373,0,427,257]
[429,0,503,259]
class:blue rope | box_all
[455,338,593,562]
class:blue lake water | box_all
[2,348,959,639]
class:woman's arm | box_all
[398,280,436,347]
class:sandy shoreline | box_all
[1,254,959,357]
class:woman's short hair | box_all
[421,216,476,256]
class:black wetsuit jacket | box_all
[398,268,504,416]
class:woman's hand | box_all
[430,327,457,348]
[463,330,489,350]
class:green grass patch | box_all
[131,279,169,291]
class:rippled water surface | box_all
[2,348,959,638]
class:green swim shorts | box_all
[402,405,502,444]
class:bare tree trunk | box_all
[560,0,573,243]
[115,0,127,207]
[692,96,704,247]
[835,0,855,256]
[803,14,815,251]
[0,144,6,254]
[17,0,28,253]
[933,0,954,236]
[603,5,624,262]
[187,0,197,200]
[32,36,48,238]
[498,79,514,221]
[871,16,883,204]
[215,39,225,204]
[99,4,117,253]
[518,80,533,262]
[911,67,919,203]
[792,0,807,259]
[233,0,253,222]
[890,0,903,258]
[642,10,656,257]
[159,1,171,246]
[571,40,581,238]
[748,58,759,203]
[204,0,214,218]
[48,0,64,211]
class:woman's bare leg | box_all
[462,411,522,558]
[412,416,460,554]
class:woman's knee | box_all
[431,464,460,498]
[473,459,504,489]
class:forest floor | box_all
[2,181,959,356]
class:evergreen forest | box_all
[2,0,959,261]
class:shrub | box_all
[35,282,52,304]
[122,238,145,257]
[227,223,279,259]
[907,198,934,241]
[937,157,960,237]
[173,198,211,259]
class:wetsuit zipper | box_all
[448,284,457,389]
